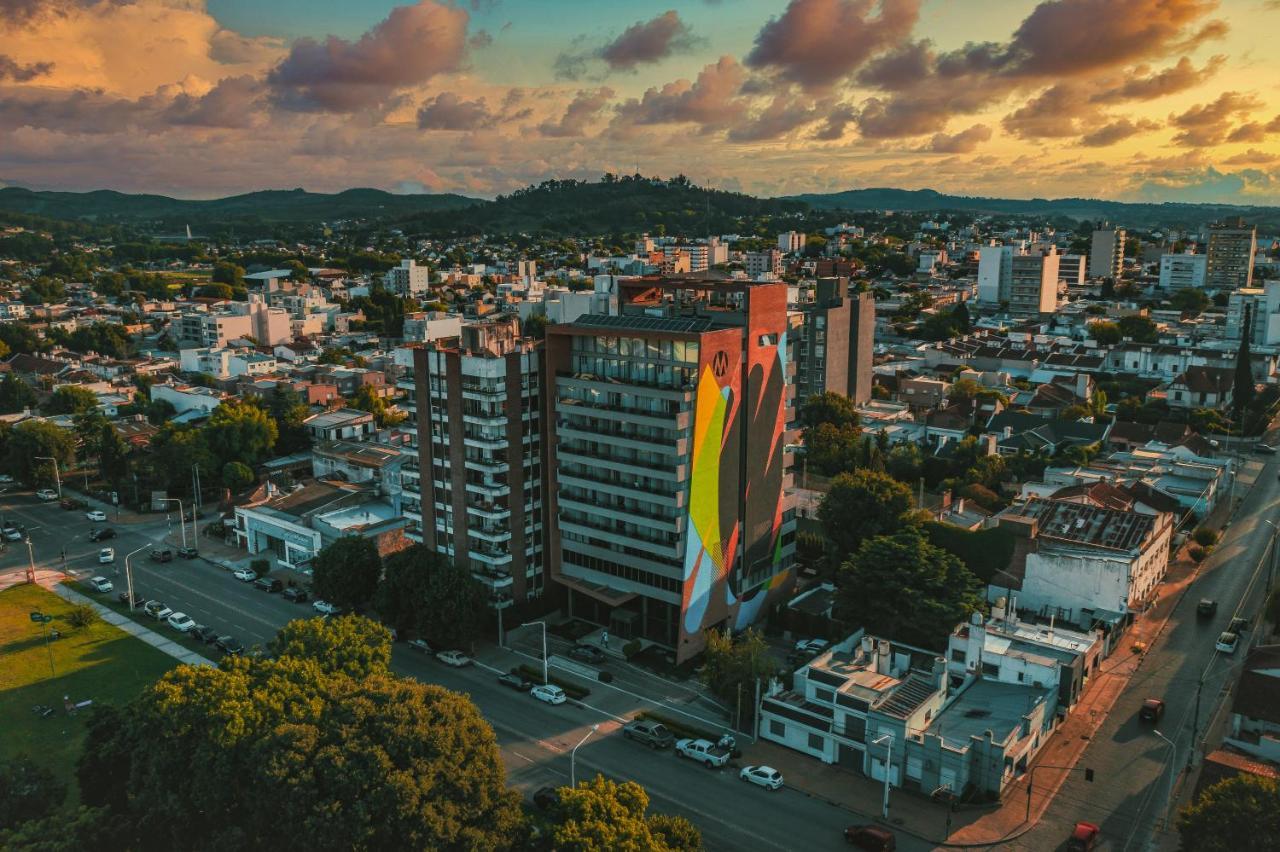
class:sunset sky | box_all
[1,0,1278,202]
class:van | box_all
[1139,698,1164,723]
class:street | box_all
[0,491,930,852]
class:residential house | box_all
[303,407,376,442]
[1159,365,1235,411]
[1223,644,1280,765]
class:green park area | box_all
[0,584,175,807]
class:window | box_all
[982,662,1000,678]
[951,649,966,663]
[807,733,824,751]
[813,687,834,704]
[770,720,786,737]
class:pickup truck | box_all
[675,738,731,768]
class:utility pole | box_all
[35,456,62,500]
[25,537,37,584]
[1189,677,1205,769]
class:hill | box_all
[784,187,1280,230]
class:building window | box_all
[982,662,1000,678]
[951,649,966,663]
[807,733,824,751]
[813,687,834,704]
[770,720,786,737]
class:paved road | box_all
[0,492,931,852]
[1007,452,1279,852]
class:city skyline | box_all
[1,0,1279,203]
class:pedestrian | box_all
[601,629,609,649]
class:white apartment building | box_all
[977,245,1060,315]
[1058,254,1086,286]
[746,249,783,280]
[1226,282,1280,345]
[402,311,463,343]
[384,259,431,295]
[1158,253,1208,291]
[0,302,28,321]
[778,231,807,253]
[179,347,231,378]
[150,383,226,416]
[178,294,291,348]
[1089,228,1125,280]
[665,244,709,272]
[229,351,278,377]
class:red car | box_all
[1068,822,1100,852]
[844,825,895,851]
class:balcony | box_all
[558,472,683,508]
[557,446,685,482]
[466,500,510,519]
[469,522,510,542]
[471,546,513,567]
[465,456,510,474]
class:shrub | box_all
[598,671,614,684]
[1189,546,1206,562]
[250,558,271,578]
[67,604,97,629]
[1193,528,1219,547]
[622,639,643,660]
[636,710,723,744]
[516,665,589,699]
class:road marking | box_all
[511,751,535,764]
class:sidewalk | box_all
[51,581,215,667]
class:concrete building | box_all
[178,295,291,348]
[746,249,783,280]
[228,351,277,378]
[384,259,431,295]
[1206,217,1257,290]
[303,408,376,442]
[402,311,463,343]
[792,278,876,404]
[666,244,709,273]
[1058,254,1086,286]
[149,382,226,416]
[1223,645,1280,765]
[778,231,807,253]
[1089,228,1125,280]
[1226,283,1280,345]
[179,347,231,378]
[978,246,1060,315]
[409,315,543,608]
[544,278,797,661]
[1159,253,1208,291]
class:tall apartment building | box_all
[977,246,1060,315]
[178,294,291,348]
[385,259,431,295]
[745,249,783,280]
[793,278,875,404]
[1158,253,1208,291]
[1206,217,1257,290]
[777,231,807,253]
[544,278,797,661]
[1226,282,1280,345]
[665,244,709,273]
[1089,228,1125,280]
[408,315,544,608]
[1058,254,1086,286]
[707,237,729,267]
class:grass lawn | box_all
[67,579,222,659]
[0,583,177,808]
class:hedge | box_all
[636,710,723,744]
[517,665,590,700]
[923,521,1015,584]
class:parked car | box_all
[282,586,308,603]
[191,625,218,643]
[36,489,57,501]
[232,567,257,582]
[150,549,173,563]
[1197,599,1218,618]
[406,638,433,654]
[143,601,173,621]
[1229,616,1251,634]
[214,635,244,655]
[532,787,560,811]
[116,591,144,608]
[675,738,731,767]
[88,576,113,593]
[1139,698,1165,723]
[98,548,114,564]
[621,720,674,750]
[436,649,472,668]
[497,671,534,691]
[177,546,199,559]
[85,510,107,522]
[0,473,12,483]
[254,576,283,593]
[167,612,196,632]
[1067,821,1100,852]
[1254,443,1277,455]
[739,765,784,791]
[2,526,23,541]
[568,644,606,664]
[530,684,567,705]
[1216,632,1240,654]
[312,600,340,615]
[844,825,896,850]
[88,527,115,542]
[794,638,831,654]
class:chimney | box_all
[942,489,953,511]
[991,595,1007,623]
[876,639,892,675]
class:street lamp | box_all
[1264,519,1278,596]
[871,733,895,820]
[34,456,61,500]
[1153,730,1178,831]
[571,724,599,788]
[124,544,150,610]
[153,497,189,551]
[522,620,548,685]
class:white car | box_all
[312,600,340,615]
[98,547,115,564]
[85,510,107,522]
[407,638,433,654]
[2,526,22,541]
[143,600,173,621]
[436,649,472,667]
[739,765,784,791]
[167,612,196,632]
[530,684,567,705]
[1216,632,1239,654]
[232,567,257,582]
[36,489,57,501]
[88,575,113,593]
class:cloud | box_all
[537,87,613,137]
[267,1,470,112]
[1169,91,1262,146]
[727,95,821,142]
[599,11,696,71]
[812,102,857,140]
[416,91,491,130]
[1090,55,1223,103]
[1002,84,1091,140]
[1222,148,1279,166]
[165,74,263,128]
[922,123,992,153]
[209,29,286,66]
[746,0,921,91]
[1078,117,1160,147]
[0,53,52,81]
[611,56,747,132]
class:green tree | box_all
[311,536,383,611]
[885,443,922,483]
[799,392,863,477]
[221,460,254,491]
[97,422,130,487]
[22,278,65,305]
[818,469,914,559]
[948,378,981,402]
[268,614,392,680]
[551,775,702,852]
[0,322,44,355]
[267,386,311,454]
[0,805,118,852]
[6,420,75,488]
[44,385,100,415]
[1177,774,1280,852]
[195,282,234,300]
[835,527,983,650]
[1234,304,1256,423]
[1117,315,1159,343]
[1169,288,1210,315]
[203,399,278,467]
[375,544,438,635]
[0,373,37,414]
[700,628,777,729]
[211,261,245,287]
[351,384,405,427]
[145,424,214,495]
[1087,321,1122,345]
[523,313,549,340]
[799,391,860,431]
[0,754,66,830]
[417,558,490,649]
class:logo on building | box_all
[712,351,730,378]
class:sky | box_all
[1,0,1279,203]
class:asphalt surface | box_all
[1006,451,1279,852]
[0,491,931,852]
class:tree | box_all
[952,299,971,333]
[195,282,234,300]
[523,313,549,340]
[268,614,392,680]
[6,420,75,488]
[44,385,100,415]
[211,261,245,287]
[700,628,776,729]
[1117,315,1159,343]
[1170,288,1210,315]
[1087,320,1122,345]
[145,424,214,495]
[885,443,922,483]
[77,657,524,850]
[0,806,119,852]
[351,384,405,427]
[221,460,253,491]
[311,536,383,611]
[267,386,311,454]
[203,399,278,468]
[375,544,438,635]
[0,374,36,414]
[948,378,981,402]
[799,391,859,431]
[0,754,66,829]
[818,469,914,559]
[97,422,130,487]
[550,775,702,852]
[835,527,983,650]
[1234,304,1256,423]
[799,392,862,476]
[417,558,490,649]
[1177,774,1280,852]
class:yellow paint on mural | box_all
[689,363,726,571]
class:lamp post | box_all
[522,620,548,684]
[1152,730,1178,832]
[871,733,894,820]
[34,456,62,500]
[154,497,188,550]
[571,724,599,788]
[1264,520,1278,596]
[124,544,150,610]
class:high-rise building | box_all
[544,279,797,661]
[1206,217,1257,290]
[745,249,783,280]
[666,244,709,273]
[385,259,431,295]
[976,245,1014,305]
[1089,228,1125,280]
[1058,254,1086,286]
[777,231,807,253]
[793,278,875,404]
[409,315,544,609]
[977,245,1060,315]
[1158,253,1207,291]
[1226,283,1280,345]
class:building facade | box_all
[979,246,1059,315]
[1159,253,1208,291]
[1089,228,1125,280]
[745,249,783,280]
[385,259,431,295]
[793,278,876,404]
[1206,218,1257,290]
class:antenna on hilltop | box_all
[185,224,192,241]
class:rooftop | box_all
[314,440,402,469]
[572,313,714,334]
[1013,497,1159,552]
[304,407,375,428]
[932,679,1054,750]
